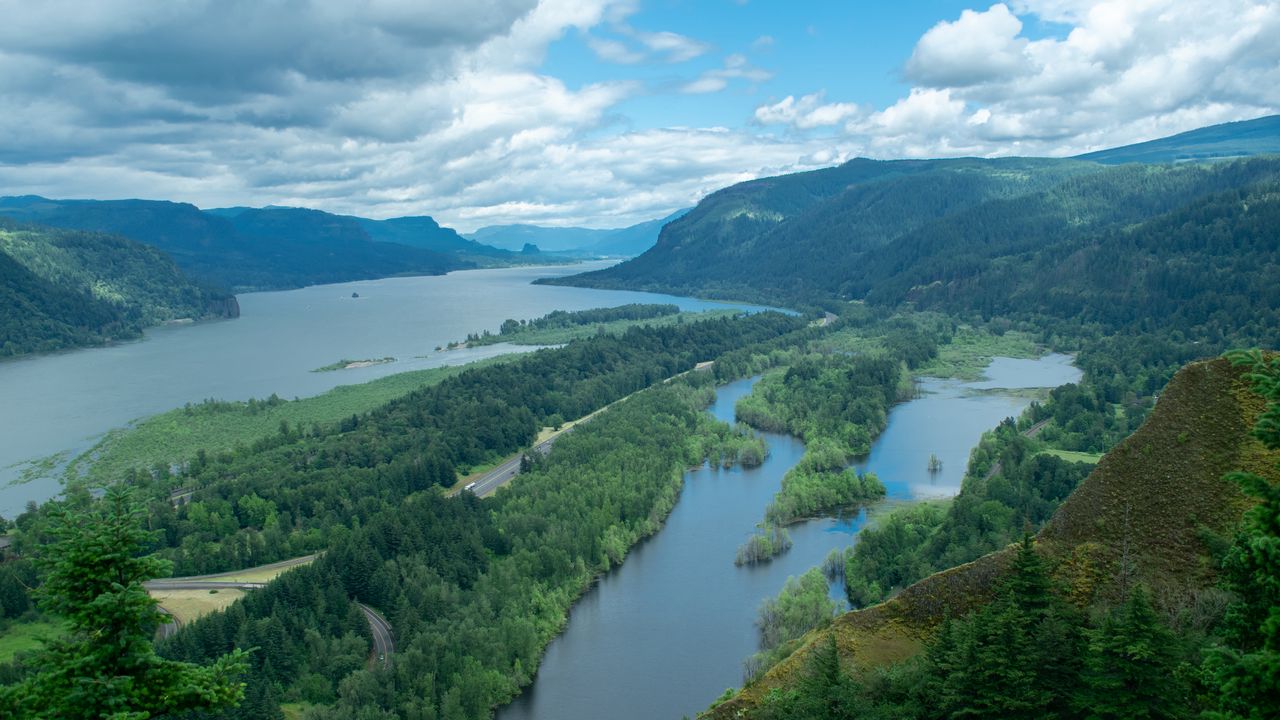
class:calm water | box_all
[0,261,766,516]
[499,353,1081,720]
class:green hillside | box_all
[0,198,472,291]
[0,220,238,357]
[550,118,1280,316]
[707,355,1279,718]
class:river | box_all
[0,261,766,517]
[498,353,1081,720]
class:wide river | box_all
[499,354,1081,720]
[0,261,767,517]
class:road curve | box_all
[358,603,394,667]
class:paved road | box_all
[458,361,716,499]
[983,418,1057,481]
[358,603,394,667]
[155,554,318,582]
[145,580,267,591]
[462,435,560,498]
[146,562,395,664]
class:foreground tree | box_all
[1076,586,1187,720]
[0,486,247,719]
[1203,351,1280,720]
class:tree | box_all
[0,486,247,719]
[1076,586,1187,720]
[1203,350,1280,719]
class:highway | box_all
[462,434,560,498]
[358,603,395,667]
[458,361,717,499]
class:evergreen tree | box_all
[1076,586,1187,720]
[1204,350,1280,719]
[0,487,248,719]
[928,536,1083,720]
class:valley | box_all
[0,70,1277,720]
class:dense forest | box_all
[0,219,238,356]
[462,303,681,346]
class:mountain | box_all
[352,216,512,259]
[0,198,476,291]
[1076,114,1280,164]
[466,224,612,252]
[546,118,1280,320]
[466,210,691,257]
[709,354,1279,718]
[584,209,690,257]
[0,219,238,357]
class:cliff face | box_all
[709,356,1279,718]
[206,293,240,320]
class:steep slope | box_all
[467,209,693,257]
[1076,114,1280,164]
[546,157,1101,303]
[584,209,691,257]
[552,118,1280,308]
[708,355,1278,718]
[0,198,470,291]
[0,220,238,357]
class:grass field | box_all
[62,355,515,486]
[914,327,1042,380]
[1036,448,1104,464]
[0,620,64,663]
[150,588,246,625]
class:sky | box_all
[0,1,1277,232]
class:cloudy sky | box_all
[1,0,1277,231]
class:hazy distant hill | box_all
[0,219,238,357]
[467,209,690,256]
[466,224,611,252]
[1076,113,1280,164]
[0,198,479,291]
[584,209,690,257]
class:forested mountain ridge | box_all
[549,117,1280,312]
[1076,113,1280,164]
[0,197,545,291]
[0,219,238,357]
[709,354,1280,718]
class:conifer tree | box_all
[1076,585,1187,720]
[0,486,248,719]
[1204,350,1280,720]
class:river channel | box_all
[0,261,766,516]
[498,353,1081,720]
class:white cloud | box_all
[755,93,859,129]
[1,0,1277,231]
[682,53,772,94]
[847,0,1280,159]
[905,4,1029,87]
[586,25,711,65]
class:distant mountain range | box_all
[465,209,689,257]
[0,199,575,292]
[547,114,1280,341]
[0,218,238,357]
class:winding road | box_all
[147,557,394,665]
